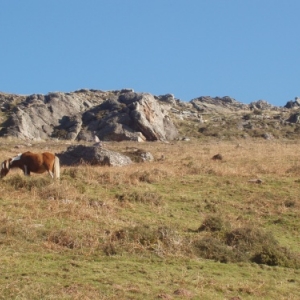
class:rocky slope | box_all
[0,89,300,141]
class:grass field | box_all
[0,138,299,299]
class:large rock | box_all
[58,145,133,167]
[128,93,177,141]
[80,92,178,142]
[0,92,96,140]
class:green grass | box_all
[1,253,300,299]
[0,139,300,299]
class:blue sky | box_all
[1,1,299,106]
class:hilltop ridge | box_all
[0,89,300,141]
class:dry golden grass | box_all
[0,137,300,299]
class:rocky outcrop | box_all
[81,92,178,142]
[249,100,278,111]
[284,97,300,109]
[0,90,178,142]
[191,96,249,113]
[1,91,95,140]
[1,89,300,141]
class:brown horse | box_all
[0,151,60,179]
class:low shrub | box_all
[193,237,247,263]
[198,215,230,233]
[225,226,277,253]
[110,225,182,256]
[193,222,300,268]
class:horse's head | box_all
[0,159,11,178]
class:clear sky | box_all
[1,1,299,106]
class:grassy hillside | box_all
[0,138,299,299]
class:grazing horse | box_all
[0,151,60,179]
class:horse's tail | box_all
[53,155,60,179]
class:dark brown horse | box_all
[0,151,60,179]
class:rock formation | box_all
[0,89,299,141]
[0,90,178,142]
[57,145,133,167]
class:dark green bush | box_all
[193,237,247,263]
[251,245,300,268]
[198,215,230,233]
[193,223,300,268]
[225,226,277,253]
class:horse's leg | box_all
[43,162,54,179]
[24,165,30,176]
[48,170,54,179]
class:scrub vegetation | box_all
[0,138,300,299]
